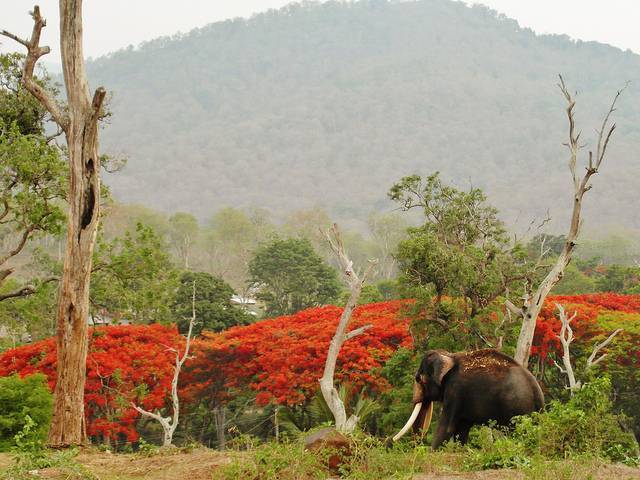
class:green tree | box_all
[527,234,567,258]
[249,237,341,316]
[595,264,640,293]
[0,279,57,348]
[172,271,253,334]
[91,223,179,324]
[168,212,199,269]
[0,53,66,302]
[0,374,52,451]
[389,173,527,340]
[204,207,275,293]
[554,263,597,294]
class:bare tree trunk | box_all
[2,3,106,447]
[132,282,197,447]
[320,224,376,433]
[512,77,624,368]
[553,303,622,395]
[213,407,226,450]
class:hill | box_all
[88,0,640,230]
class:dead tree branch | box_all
[320,223,377,433]
[132,281,197,446]
[553,303,622,395]
[1,6,69,130]
[513,77,625,368]
[586,328,623,369]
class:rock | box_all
[304,427,352,473]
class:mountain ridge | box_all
[88,0,640,231]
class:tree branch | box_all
[586,328,623,369]
[513,77,624,368]
[345,324,373,341]
[130,281,197,446]
[320,223,378,432]
[1,6,69,130]
[555,303,579,392]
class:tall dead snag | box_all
[2,3,106,446]
[133,282,197,447]
[321,224,377,433]
[512,76,625,368]
[553,303,622,394]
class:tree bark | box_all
[214,407,226,450]
[513,77,623,368]
[1,3,106,448]
[320,224,376,433]
[47,0,105,448]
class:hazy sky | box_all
[2,0,639,65]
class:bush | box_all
[465,377,640,470]
[0,374,52,451]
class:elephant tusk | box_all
[392,402,422,442]
[421,401,434,434]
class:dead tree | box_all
[511,76,625,368]
[132,282,197,447]
[553,303,622,394]
[320,224,377,433]
[2,3,107,447]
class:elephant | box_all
[392,348,544,449]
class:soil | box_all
[0,450,638,480]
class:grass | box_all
[0,444,638,480]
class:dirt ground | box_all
[1,450,639,480]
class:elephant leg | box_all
[455,423,472,445]
[431,409,456,449]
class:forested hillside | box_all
[89,0,640,229]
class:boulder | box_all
[304,427,353,472]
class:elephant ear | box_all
[433,353,455,386]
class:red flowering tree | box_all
[0,324,181,444]
[184,301,412,408]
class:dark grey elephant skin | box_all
[408,348,544,449]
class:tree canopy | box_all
[249,237,341,317]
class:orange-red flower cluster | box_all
[1,295,638,442]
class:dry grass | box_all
[0,450,638,480]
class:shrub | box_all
[0,374,52,451]
[465,377,639,470]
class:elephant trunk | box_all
[392,381,434,442]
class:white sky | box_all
[1,0,639,65]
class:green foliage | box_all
[527,234,567,258]
[0,374,52,451]
[0,279,57,344]
[249,237,341,316]
[0,53,55,136]
[1,418,95,480]
[204,206,276,291]
[171,271,253,333]
[168,212,199,269]
[595,264,640,293]
[220,439,326,479]
[280,387,380,437]
[465,377,639,470]
[390,173,528,343]
[377,348,420,436]
[554,263,597,294]
[91,223,179,323]
[0,53,67,305]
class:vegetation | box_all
[0,374,52,451]
[390,172,528,340]
[91,223,179,324]
[172,271,253,334]
[86,0,640,230]
[249,237,341,316]
[0,53,66,303]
